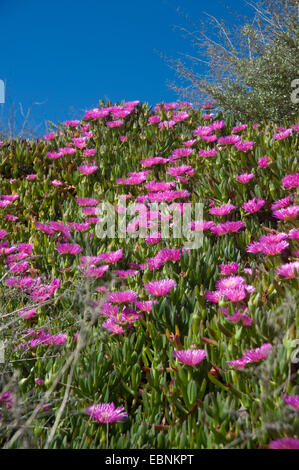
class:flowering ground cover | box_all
[0,101,298,449]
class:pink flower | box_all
[44,132,56,140]
[85,403,128,423]
[106,120,124,127]
[257,155,272,167]
[276,262,299,278]
[144,279,176,296]
[170,148,193,160]
[288,228,299,239]
[144,181,175,192]
[198,148,218,158]
[75,197,100,206]
[210,221,245,235]
[182,139,196,146]
[218,135,241,145]
[116,175,146,185]
[282,173,299,189]
[234,141,255,151]
[209,120,225,131]
[236,173,254,183]
[107,290,138,303]
[98,249,123,264]
[167,165,193,176]
[242,197,266,213]
[273,206,299,220]
[216,276,245,290]
[158,120,176,129]
[140,156,169,167]
[272,129,292,140]
[219,263,240,275]
[77,163,98,175]
[272,196,293,210]
[84,265,109,278]
[173,349,207,366]
[114,269,139,279]
[209,203,236,216]
[145,232,161,244]
[270,438,299,449]
[135,300,158,312]
[55,243,82,255]
[51,180,63,186]
[231,124,247,133]
[242,343,272,362]
[283,395,299,410]
[27,174,37,180]
[84,148,97,157]
[190,221,215,231]
[193,126,211,137]
[148,115,161,124]
[72,137,86,148]
[65,120,80,127]
[0,230,8,239]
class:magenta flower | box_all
[106,120,124,128]
[243,343,272,362]
[221,307,252,326]
[269,438,299,449]
[148,115,161,124]
[84,148,97,157]
[77,163,98,175]
[218,135,241,145]
[282,173,299,189]
[173,349,207,366]
[114,269,139,279]
[210,221,245,235]
[167,165,193,176]
[257,155,272,167]
[144,279,176,296]
[209,120,225,131]
[242,197,266,213]
[135,300,158,312]
[198,148,218,158]
[84,265,109,278]
[76,197,100,206]
[209,203,236,216]
[234,140,255,151]
[273,206,299,220]
[190,220,215,231]
[170,147,193,159]
[272,196,293,210]
[107,290,138,303]
[85,403,128,423]
[55,243,82,255]
[193,125,211,136]
[231,124,247,133]
[98,249,123,264]
[0,230,8,240]
[145,232,161,244]
[140,156,169,167]
[219,263,240,275]
[276,262,299,278]
[144,181,175,192]
[236,173,254,184]
[272,129,292,140]
[288,228,299,239]
[216,276,245,290]
[283,395,299,410]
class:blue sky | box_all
[0,0,252,134]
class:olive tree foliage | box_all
[167,0,299,123]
